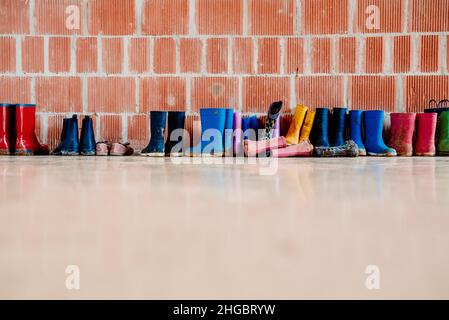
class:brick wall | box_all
[1,0,449,149]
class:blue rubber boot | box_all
[249,115,259,141]
[79,116,96,156]
[223,108,235,157]
[52,117,70,155]
[349,110,366,156]
[142,111,167,157]
[242,116,252,140]
[200,108,226,157]
[311,108,330,148]
[364,110,397,156]
[165,111,185,157]
[59,115,80,156]
[330,107,347,147]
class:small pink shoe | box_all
[96,141,110,156]
[110,142,134,156]
[271,140,314,158]
[244,136,287,157]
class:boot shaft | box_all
[364,110,385,143]
[415,113,437,156]
[79,116,95,154]
[388,113,416,156]
[311,108,330,147]
[166,111,186,155]
[330,107,347,147]
[15,104,37,136]
[299,110,316,142]
[286,104,308,145]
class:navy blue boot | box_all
[141,111,167,157]
[350,110,366,156]
[60,115,80,156]
[165,111,185,157]
[311,108,330,148]
[223,108,235,157]
[79,116,96,156]
[52,117,70,155]
[364,110,396,156]
[200,108,226,157]
[330,107,347,147]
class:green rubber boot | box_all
[437,111,449,156]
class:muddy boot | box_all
[388,113,416,156]
[141,111,167,157]
[415,113,437,156]
[315,140,359,158]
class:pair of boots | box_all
[0,104,49,156]
[185,108,235,157]
[312,108,359,157]
[52,115,96,156]
[387,113,439,156]
[141,111,186,157]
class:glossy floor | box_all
[1,156,449,299]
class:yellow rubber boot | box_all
[285,105,308,145]
[299,110,316,142]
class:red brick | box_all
[142,0,189,35]
[420,35,439,73]
[0,77,31,104]
[243,76,290,113]
[35,77,82,113]
[356,0,404,33]
[49,37,71,73]
[248,0,295,35]
[257,38,280,74]
[140,77,186,112]
[394,36,411,73]
[180,38,202,73]
[88,77,136,113]
[296,76,344,109]
[206,38,228,74]
[0,37,16,73]
[0,0,29,34]
[232,38,254,74]
[47,114,66,150]
[99,115,122,142]
[154,38,177,74]
[409,0,449,32]
[311,38,332,73]
[196,0,243,35]
[285,38,304,74]
[129,38,150,73]
[405,76,449,112]
[36,0,85,35]
[76,38,97,73]
[102,38,123,74]
[192,77,239,112]
[127,114,149,150]
[349,76,396,112]
[336,37,357,73]
[302,0,348,35]
[365,37,383,74]
[89,0,135,35]
[22,37,45,73]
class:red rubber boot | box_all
[388,113,416,156]
[415,113,437,156]
[15,104,49,156]
[0,104,14,155]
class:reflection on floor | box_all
[1,156,449,299]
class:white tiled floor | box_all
[1,156,449,299]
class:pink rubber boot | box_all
[415,113,437,156]
[388,113,416,156]
[244,136,287,157]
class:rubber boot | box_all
[200,108,226,157]
[165,111,185,157]
[249,115,259,141]
[0,104,14,155]
[79,116,96,156]
[299,110,316,143]
[415,113,437,156]
[262,101,283,140]
[364,110,397,156]
[388,113,416,156]
[437,111,449,156]
[271,140,314,158]
[61,115,80,156]
[242,116,254,141]
[315,140,359,158]
[233,112,243,156]
[244,136,287,157]
[330,107,347,147]
[349,110,366,156]
[141,111,167,157]
[51,117,70,155]
[311,108,330,148]
[285,105,308,145]
[223,108,235,157]
[15,104,49,156]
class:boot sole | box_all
[61,151,80,156]
[140,153,165,157]
[415,153,436,157]
[438,152,449,156]
[15,150,49,156]
[0,150,12,156]
[165,153,184,157]
[80,151,96,156]
[367,152,397,157]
